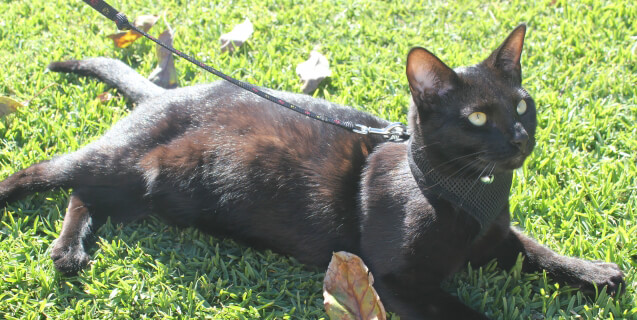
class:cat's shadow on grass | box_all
[13,193,634,318]
[49,212,326,317]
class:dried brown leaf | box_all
[107,31,141,48]
[220,18,254,53]
[323,251,386,320]
[0,96,24,118]
[107,15,159,48]
[296,50,332,94]
[148,26,178,89]
[132,15,160,33]
[96,92,114,103]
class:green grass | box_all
[1,0,635,318]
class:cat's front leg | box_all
[475,226,625,296]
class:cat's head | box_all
[406,24,536,178]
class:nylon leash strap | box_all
[81,0,409,142]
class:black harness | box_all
[407,140,512,230]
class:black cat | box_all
[0,24,624,319]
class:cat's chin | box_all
[467,154,528,176]
[494,154,528,172]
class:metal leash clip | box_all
[353,122,409,141]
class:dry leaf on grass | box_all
[323,251,386,320]
[148,26,179,89]
[96,92,115,103]
[1,84,58,115]
[220,18,254,53]
[0,96,25,118]
[107,15,159,48]
[296,50,332,94]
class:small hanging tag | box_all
[480,175,495,184]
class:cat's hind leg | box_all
[50,186,150,274]
[50,192,92,274]
[0,156,150,273]
[48,58,164,104]
[0,159,71,206]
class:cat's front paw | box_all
[568,259,625,296]
[51,239,90,274]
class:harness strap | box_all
[81,0,409,142]
[407,139,512,230]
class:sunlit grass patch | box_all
[1,0,635,318]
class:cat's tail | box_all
[48,58,165,104]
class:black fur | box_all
[0,25,624,319]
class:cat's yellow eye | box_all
[516,100,527,115]
[468,112,487,126]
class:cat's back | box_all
[83,80,393,266]
[92,81,386,151]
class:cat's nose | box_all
[511,123,529,150]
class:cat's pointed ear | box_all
[485,24,527,83]
[406,47,458,104]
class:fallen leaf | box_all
[296,50,332,94]
[132,15,160,33]
[107,15,159,48]
[0,96,25,118]
[220,18,254,53]
[107,31,141,48]
[96,92,114,103]
[323,251,386,320]
[148,26,179,89]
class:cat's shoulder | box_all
[367,142,408,168]
[362,141,412,190]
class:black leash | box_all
[81,0,409,142]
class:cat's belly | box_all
[134,99,387,266]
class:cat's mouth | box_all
[427,146,532,179]
[433,154,526,179]
[478,152,528,172]
[499,154,528,170]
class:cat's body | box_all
[0,25,624,319]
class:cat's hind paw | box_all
[51,240,90,275]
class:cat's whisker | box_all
[450,159,482,178]
[459,162,499,207]
[417,159,488,198]
[436,154,487,178]
[456,163,492,208]
[426,151,487,176]
[411,141,443,153]
[419,158,485,193]
[488,162,496,176]
[425,159,475,181]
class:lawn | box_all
[0,0,635,319]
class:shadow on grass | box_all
[57,213,327,318]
